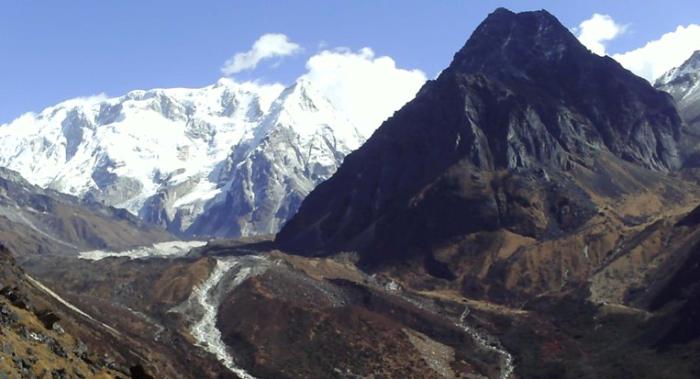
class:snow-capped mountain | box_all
[0,77,365,238]
[656,50,700,127]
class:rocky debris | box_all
[21,253,236,379]
[51,368,67,379]
[19,326,46,343]
[73,367,86,379]
[0,246,133,379]
[0,298,125,378]
[1,342,12,355]
[46,338,67,358]
[402,328,457,378]
[72,340,88,360]
[0,304,19,326]
[35,310,60,330]
[0,287,31,310]
[209,257,498,378]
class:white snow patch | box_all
[78,240,206,261]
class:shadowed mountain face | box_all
[277,8,685,268]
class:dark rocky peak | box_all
[426,8,683,172]
[277,8,686,260]
[449,8,588,79]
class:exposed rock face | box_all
[277,8,684,268]
[0,78,364,239]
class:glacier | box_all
[171,255,271,378]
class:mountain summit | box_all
[277,9,686,274]
[445,8,682,172]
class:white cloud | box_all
[301,47,426,136]
[612,24,700,82]
[575,14,626,56]
[221,33,301,75]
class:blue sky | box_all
[1,0,699,124]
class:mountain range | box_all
[1,20,698,248]
[0,77,365,239]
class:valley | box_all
[1,5,700,379]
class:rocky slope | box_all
[0,166,171,259]
[0,244,147,378]
[21,250,244,379]
[0,78,364,239]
